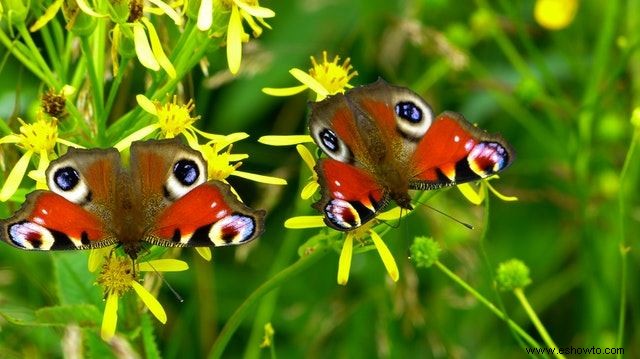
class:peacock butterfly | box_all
[309,79,514,231]
[0,139,265,258]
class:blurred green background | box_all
[1,0,639,358]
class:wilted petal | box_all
[231,170,287,185]
[486,182,518,202]
[284,216,325,229]
[130,281,167,324]
[76,0,106,17]
[337,234,354,285]
[0,151,33,202]
[139,259,189,272]
[226,5,243,75]
[369,230,399,282]
[258,135,314,146]
[133,23,160,71]
[149,0,182,25]
[101,293,118,341]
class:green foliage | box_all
[1,0,639,358]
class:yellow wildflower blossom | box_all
[534,0,578,30]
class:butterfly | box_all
[0,139,265,258]
[309,79,514,231]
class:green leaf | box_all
[85,330,117,359]
[53,253,103,305]
[141,312,162,359]
[35,304,101,327]
[0,306,38,325]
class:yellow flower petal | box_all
[369,230,399,282]
[534,0,578,30]
[284,215,325,229]
[141,17,176,78]
[88,247,112,272]
[226,5,243,75]
[289,68,329,99]
[136,94,158,115]
[337,234,354,285]
[376,206,404,221]
[0,150,33,202]
[76,0,106,18]
[133,23,160,71]
[262,85,309,97]
[114,124,160,152]
[296,144,316,171]
[149,0,182,25]
[486,182,518,202]
[31,149,50,189]
[0,134,22,144]
[130,281,167,324]
[138,259,189,272]
[29,0,63,32]
[56,138,84,148]
[101,293,118,341]
[457,183,483,205]
[196,247,212,261]
[197,0,213,31]
[300,181,319,200]
[231,170,287,185]
[258,135,314,146]
[233,0,275,18]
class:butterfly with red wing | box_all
[0,139,265,258]
[309,79,514,231]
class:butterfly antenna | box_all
[414,201,474,230]
[145,261,184,303]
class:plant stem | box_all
[434,261,541,349]
[514,288,566,359]
[207,249,329,359]
[80,36,105,144]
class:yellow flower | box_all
[534,0,578,30]
[29,0,105,32]
[0,118,81,201]
[220,0,275,74]
[263,51,358,101]
[115,95,218,150]
[96,254,188,341]
[456,175,518,205]
[285,207,406,285]
[110,0,181,78]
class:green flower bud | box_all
[496,259,531,291]
[2,0,28,25]
[410,236,441,268]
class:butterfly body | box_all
[1,140,265,258]
[309,79,514,231]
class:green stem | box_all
[104,57,131,120]
[434,261,541,349]
[17,23,60,88]
[514,288,566,359]
[0,28,48,83]
[39,25,64,80]
[79,36,105,144]
[207,249,329,359]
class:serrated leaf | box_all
[35,304,101,327]
[53,253,102,305]
[0,306,38,325]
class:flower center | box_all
[309,51,358,95]
[156,98,200,138]
[96,256,137,297]
[202,144,242,180]
[18,119,59,153]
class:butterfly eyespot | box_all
[312,127,353,163]
[165,156,206,200]
[173,159,200,186]
[394,99,433,141]
[54,167,80,191]
[395,101,423,123]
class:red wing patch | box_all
[152,182,264,247]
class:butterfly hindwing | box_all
[314,159,387,231]
[150,181,265,246]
